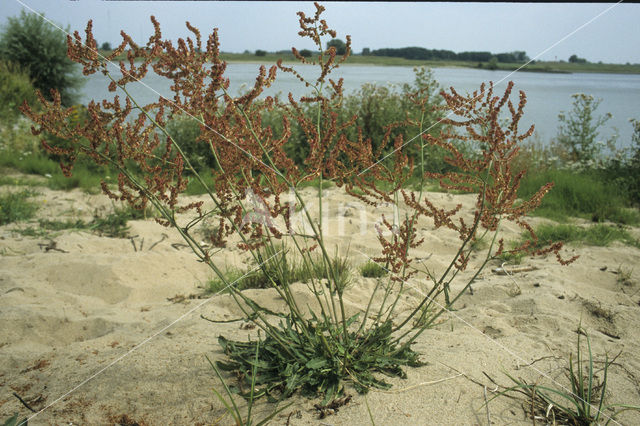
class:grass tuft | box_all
[489,328,640,424]
[360,261,388,278]
[521,223,639,249]
[308,250,352,294]
[0,189,39,225]
[205,248,352,294]
[206,268,262,293]
[88,209,131,238]
[615,265,634,287]
[16,218,87,237]
[12,204,151,238]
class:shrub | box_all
[0,131,110,194]
[0,114,42,157]
[518,168,636,223]
[0,10,83,106]
[164,114,213,171]
[23,3,570,405]
[556,93,616,166]
[625,118,640,204]
[267,66,450,173]
[588,118,640,209]
[487,56,498,70]
[185,170,217,195]
[0,61,38,122]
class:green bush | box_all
[185,170,217,195]
[266,66,451,174]
[166,67,450,178]
[518,168,637,223]
[0,114,42,156]
[342,67,450,174]
[515,118,640,216]
[608,118,640,205]
[165,115,213,172]
[629,119,640,204]
[0,148,59,175]
[487,56,499,70]
[0,143,107,193]
[0,10,83,106]
[0,101,115,189]
[0,61,38,122]
[556,93,616,165]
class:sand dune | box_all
[1,183,639,425]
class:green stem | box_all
[107,76,305,354]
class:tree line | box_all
[317,39,530,64]
[365,46,529,63]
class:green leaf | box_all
[305,357,328,370]
[3,414,23,426]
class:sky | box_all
[1,1,639,64]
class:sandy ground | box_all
[1,178,640,425]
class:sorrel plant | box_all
[22,3,572,404]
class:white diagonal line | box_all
[356,1,624,178]
[12,0,286,182]
[353,248,622,425]
[22,249,283,424]
[8,0,627,423]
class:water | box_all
[79,63,640,149]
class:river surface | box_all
[79,63,640,149]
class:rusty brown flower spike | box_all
[22,1,572,302]
[418,81,576,266]
[20,3,575,404]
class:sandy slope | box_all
[1,182,639,425]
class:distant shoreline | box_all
[96,50,640,75]
[218,53,640,75]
